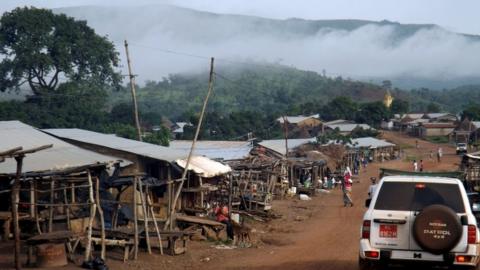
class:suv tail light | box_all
[362,220,371,239]
[468,225,476,244]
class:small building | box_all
[417,122,456,138]
[277,115,323,129]
[461,151,480,191]
[453,119,480,145]
[43,128,232,216]
[256,138,317,159]
[171,122,192,139]
[350,137,396,162]
[325,122,373,136]
[422,113,458,123]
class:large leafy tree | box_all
[0,7,120,96]
[320,96,358,121]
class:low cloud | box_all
[57,5,480,84]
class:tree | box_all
[144,127,171,146]
[390,99,409,115]
[0,7,120,96]
[320,96,358,121]
[461,103,480,121]
[381,80,392,90]
[317,128,352,145]
[426,102,441,113]
[355,101,391,127]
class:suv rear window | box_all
[374,182,465,213]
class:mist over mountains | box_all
[55,4,480,89]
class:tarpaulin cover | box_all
[175,156,231,178]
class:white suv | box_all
[359,176,480,269]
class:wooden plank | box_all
[176,215,224,227]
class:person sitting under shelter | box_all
[215,204,234,240]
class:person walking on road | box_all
[368,177,377,199]
[419,160,424,172]
[437,147,443,162]
[342,167,354,207]
[413,160,418,172]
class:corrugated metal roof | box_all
[0,121,126,175]
[258,138,317,155]
[277,115,320,124]
[324,119,352,125]
[169,140,251,161]
[424,113,456,119]
[351,137,395,149]
[326,123,372,132]
[44,128,188,162]
[175,156,231,178]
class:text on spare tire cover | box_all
[424,220,450,239]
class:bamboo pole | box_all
[164,57,215,230]
[95,178,106,260]
[34,181,42,234]
[63,187,71,231]
[48,179,55,233]
[167,166,172,231]
[146,185,163,255]
[133,176,139,260]
[12,156,23,270]
[29,180,34,217]
[85,171,97,262]
[138,180,151,254]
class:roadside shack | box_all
[0,121,129,268]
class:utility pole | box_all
[164,57,215,230]
[282,116,289,158]
[124,40,142,141]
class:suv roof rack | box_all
[379,168,465,179]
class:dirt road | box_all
[0,132,461,270]
[210,131,460,270]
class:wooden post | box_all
[165,57,215,230]
[12,156,23,270]
[138,180,151,254]
[282,116,289,158]
[29,180,34,217]
[199,177,204,208]
[146,185,163,255]
[48,179,55,232]
[63,187,71,231]
[70,182,76,203]
[228,174,233,219]
[95,178,106,260]
[133,176,139,260]
[85,171,97,262]
[167,166,172,231]
[34,181,42,234]
[124,39,142,141]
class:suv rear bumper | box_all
[360,239,480,266]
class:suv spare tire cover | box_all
[412,204,462,255]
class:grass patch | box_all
[405,155,421,162]
[426,136,450,144]
[397,143,414,149]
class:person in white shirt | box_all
[368,177,377,199]
[413,160,418,172]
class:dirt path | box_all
[0,132,462,270]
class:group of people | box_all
[412,159,424,172]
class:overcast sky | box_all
[0,0,479,35]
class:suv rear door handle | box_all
[373,218,407,224]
